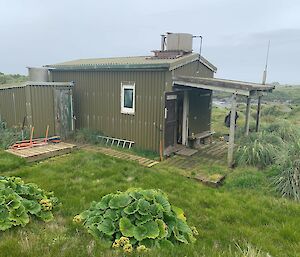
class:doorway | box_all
[164,91,185,154]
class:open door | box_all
[54,87,74,139]
[164,93,177,154]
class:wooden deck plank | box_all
[5,142,77,162]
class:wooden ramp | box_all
[5,142,76,163]
[83,145,159,168]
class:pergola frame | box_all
[173,76,275,168]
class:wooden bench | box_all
[188,131,215,144]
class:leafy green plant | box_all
[235,132,282,168]
[0,176,58,231]
[274,142,300,201]
[73,128,103,145]
[74,188,197,253]
[0,120,29,149]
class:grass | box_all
[0,150,299,257]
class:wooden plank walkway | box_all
[157,141,229,187]
[5,142,76,163]
[82,145,159,168]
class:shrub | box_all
[0,176,58,231]
[73,129,102,144]
[0,120,29,149]
[274,142,300,201]
[265,121,300,142]
[235,132,283,168]
[74,188,197,253]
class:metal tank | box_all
[27,67,49,82]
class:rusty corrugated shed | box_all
[0,82,74,138]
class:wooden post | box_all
[244,96,251,135]
[228,93,237,168]
[255,95,262,132]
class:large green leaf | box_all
[156,219,168,239]
[172,206,186,221]
[0,220,12,231]
[119,217,135,237]
[109,193,132,209]
[95,194,113,210]
[150,203,164,218]
[173,227,189,244]
[155,194,171,213]
[133,224,148,241]
[177,219,192,234]
[97,218,115,236]
[103,209,119,221]
[144,220,159,239]
[141,189,157,201]
[37,211,53,222]
[22,199,41,215]
[135,214,152,226]
[0,206,9,220]
[123,200,138,215]
[137,199,150,215]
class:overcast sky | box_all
[0,0,299,84]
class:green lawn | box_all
[0,149,299,257]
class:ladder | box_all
[97,135,134,149]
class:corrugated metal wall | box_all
[29,86,56,136]
[0,87,27,127]
[0,85,73,138]
[172,60,214,78]
[51,70,166,152]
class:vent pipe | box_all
[161,34,166,51]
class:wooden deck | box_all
[82,145,159,168]
[5,142,77,162]
[157,141,229,187]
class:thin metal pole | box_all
[228,93,237,168]
[244,97,251,135]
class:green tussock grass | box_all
[0,150,299,257]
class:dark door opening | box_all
[164,93,177,152]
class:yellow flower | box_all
[191,226,199,236]
[112,240,120,248]
[123,243,133,254]
[119,236,130,247]
[73,215,82,224]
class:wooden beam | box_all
[255,95,262,132]
[244,97,251,135]
[228,93,237,168]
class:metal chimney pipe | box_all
[160,35,166,51]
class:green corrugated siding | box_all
[172,60,214,78]
[0,87,26,127]
[51,70,165,152]
[29,86,56,136]
[0,85,73,138]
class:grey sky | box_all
[0,0,299,84]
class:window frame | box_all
[121,82,135,115]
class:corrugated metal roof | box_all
[173,76,275,96]
[0,81,74,90]
[46,53,217,72]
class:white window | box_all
[121,82,135,115]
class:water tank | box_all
[27,67,49,82]
[166,33,193,52]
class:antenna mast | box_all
[262,40,270,85]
